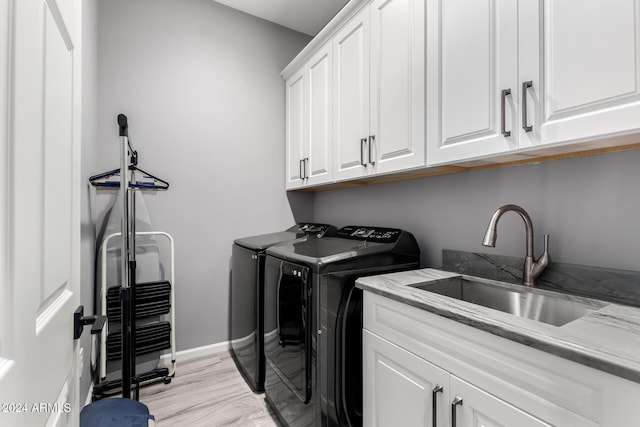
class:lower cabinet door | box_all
[363,330,450,427]
[449,376,550,427]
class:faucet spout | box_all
[482,204,549,286]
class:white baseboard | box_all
[160,341,230,364]
[80,342,230,406]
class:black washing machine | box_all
[263,226,420,426]
[230,223,335,392]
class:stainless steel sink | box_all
[410,276,607,326]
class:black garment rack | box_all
[90,114,174,400]
[119,113,138,400]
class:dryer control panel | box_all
[328,226,402,243]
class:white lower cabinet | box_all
[449,376,549,427]
[364,330,548,427]
[364,330,448,427]
[363,291,640,427]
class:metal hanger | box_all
[89,143,169,190]
[89,166,170,190]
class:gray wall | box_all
[93,0,639,366]
[314,149,640,272]
[80,0,99,403]
[97,0,311,351]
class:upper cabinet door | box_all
[286,69,306,189]
[427,0,519,165]
[539,0,640,145]
[333,7,370,181]
[306,44,333,186]
[516,0,542,149]
[369,0,425,173]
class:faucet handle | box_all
[532,234,550,280]
[539,234,550,262]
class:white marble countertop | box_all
[356,268,640,383]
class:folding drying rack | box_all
[95,231,176,395]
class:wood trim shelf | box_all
[291,140,640,192]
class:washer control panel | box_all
[329,226,402,243]
[297,223,333,236]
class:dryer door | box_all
[265,260,312,403]
[230,244,263,391]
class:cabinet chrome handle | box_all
[501,88,511,137]
[360,138,368,166]
[451,396,463,427]
[432,385,443,427]
[522,81,533,132]
[299,159,304,181]
[304,157,309,179]
[368,135,376,165]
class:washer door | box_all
[265,260,312,403]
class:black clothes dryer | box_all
[230,223,335,392]
[263,226,420,426]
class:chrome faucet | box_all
[482,204,550,287]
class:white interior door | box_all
[0,0,81,426]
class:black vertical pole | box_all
[130,184,138,400]
[118,114,132,399]
[120,287,132,399]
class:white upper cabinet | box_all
[286,69,306,188]
[285,43,333,189]
[333,0,425,182]
[333,8,370,181]
[427,0,541,165]
[307,45,333,186]
[369,0,426,174]
[284,0,640,187]
[428,0,640,165]
[538,0,640,145]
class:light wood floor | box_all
[138,352,281,426]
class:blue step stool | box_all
[80,398,155,427]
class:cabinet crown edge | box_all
[280,0,370,80]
